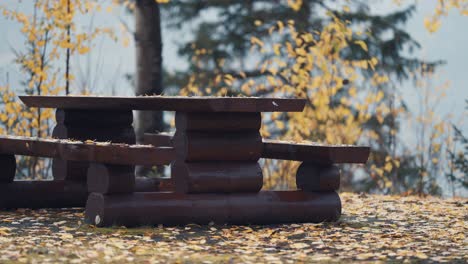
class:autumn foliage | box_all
[0,0,466,195]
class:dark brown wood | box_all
[157,178,175,192]
[54,126,136,144]
[172,161,263,193]
[0,154,16,183]
[134,177,172,192]
[20,95,306,112]
[143,133,173,147]
[87,163,135,194]
[262,139,370,164]
[0,178,168,209]
[85,191,341,227]
[175,112,261,131]
[51,122,68,180]
[296,163,340,191]
[0,181,88,209]
[52,160,89,181]
[0,135,174,166]
[52,112,136,181]
[52,124,136,181]
[56,109,133,127]
[173,131,262,161]
[52,124,67,138]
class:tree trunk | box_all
[135,0,165,176]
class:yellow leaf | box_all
[250,37,264,47]
[348,87,357,97]
[290,242,309,249]
[273,44,281,56]
[60,233,74,240]
[384,162,393,173]
[355,40,368,52]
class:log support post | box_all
[87,163,135,194]
[0,154,16,183]
[52,109,135,182]
[296,163,341,192]
[171,112,264,194]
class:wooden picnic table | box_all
[19,95,306,186]
[11,95,369,227]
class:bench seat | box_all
[143,133,370,164]
[0,135,174,166]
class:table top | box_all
[19,95,306,113]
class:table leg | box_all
[171,112,264,193]
[52,109,135,182]
[296,163,341,192]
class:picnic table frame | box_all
[0,95,370,226]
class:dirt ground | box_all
[0,192,466,263]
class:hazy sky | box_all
[0,0,466,132]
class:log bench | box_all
[0,136,174,208]
[14,95,370,227]
[144,133,370,192]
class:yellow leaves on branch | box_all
[287,0,303,11]
[0,0,119,142]
[423,0,468,33]
[178,12,396,189]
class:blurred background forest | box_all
[0,0,466,197]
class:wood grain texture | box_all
[55,109,133,127]
[85,191,341,227]
[0,180,88,209]
[296,164,341,191]
[0,135,174,166]
[262,139,370,164]
[20,95,306,112]
[175,112,261,131]
[87,163,135,194]
[172,161,263,194]
[51,116,135,181]
[173,131,262,161]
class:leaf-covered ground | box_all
[0,193,466,263]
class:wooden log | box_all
[52,124,136,144]
[175,112,261,131]
[134,177,174,192]
[52,160,88,181]
[20,95,307,113]
[85,191,341,227]
[0,135,174,166]
[0,154,16,183]
[143,133,173,147]
[173,131,262,161]
[0,181,88,209]
[55,109,133,127]
[172,161,263,193]
[51,123,135,181]
[296,163,340,191]
[0,178,169,209]
[52,123,91,181]
[157,178,175,192]
[87,163,135,194]
[134,177,162,192]
[262,139,370,164]
[52,123,67,138]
